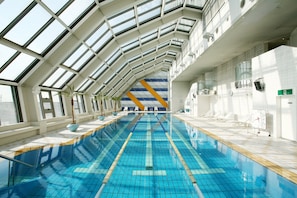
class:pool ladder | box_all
[0,153,36,187]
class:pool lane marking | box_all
[171,125,225,174]
[146,116,153,170]
[133,114,167,176]
[95,132,133,198]
[171,125,209,169]
[74,121,130,174]
[165,132,204,198]
[102,132,133,183]
[132,170,166,176]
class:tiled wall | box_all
[121,71,168,111]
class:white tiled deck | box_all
[174,113,297,185]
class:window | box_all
[0,85,22,126]
[235,61,252,89]
[39,90,64,119]
[74,94,86,114]
[91,97,99,112]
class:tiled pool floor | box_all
[0,112,297,186]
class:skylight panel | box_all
[157,53,166,59]
[137,0,162,14]
[113,78,122,88]
[85,23,108,46]
[129,54,142,63]
[112,19,136,35]
[104,73,116,85]
[0,44,17,66]
[4,4,52,46]
[158,42,170,49]
[121,39,139,52]
[52,71,74,88]
[63,44,88,67]
[143,48,156,57]
[59,0,93,26]
[141,31,158,44]
[95,85,104,95]
[177,24,192,32]
[77,79,93,92]
[107,49,121,66]
[137,0,162,24]
[168,51,177,56]
[42,68,66,87]
[160,22,176,36]
[186,0,206,8]
[144,58,154,65]
[90,64,107,79]
[116,63,128,73]
[92,30,113,52]
[0,53,35,81]
[27,20,66,54]
[122,70,131,80]
[164,0,183,13]
[180,18,195,26]
[171,38,184,46]
[0,0,31,32]
[178,18,195,32]
[138,7,161,24]
[41,0,69,13]
[108,9,134,27]
[132,63,143,70]
[71,50,93,71]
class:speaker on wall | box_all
[254,78,265,91]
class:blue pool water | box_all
[0,113,296,197]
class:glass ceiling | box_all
[0,0,205,96]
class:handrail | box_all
[0,153,35,168]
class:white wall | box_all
[204,44,267,121]
[252,45,297,139]
[171,81,190,112]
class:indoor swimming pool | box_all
[0,113,296,198]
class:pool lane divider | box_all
[165,132,204,198]
[74,121,131,174]
[95,132,133,198]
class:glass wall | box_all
[0,85,22,126]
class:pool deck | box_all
[0,112,297,185]
[174,113,297,185]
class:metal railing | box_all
[0,153,36,187]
